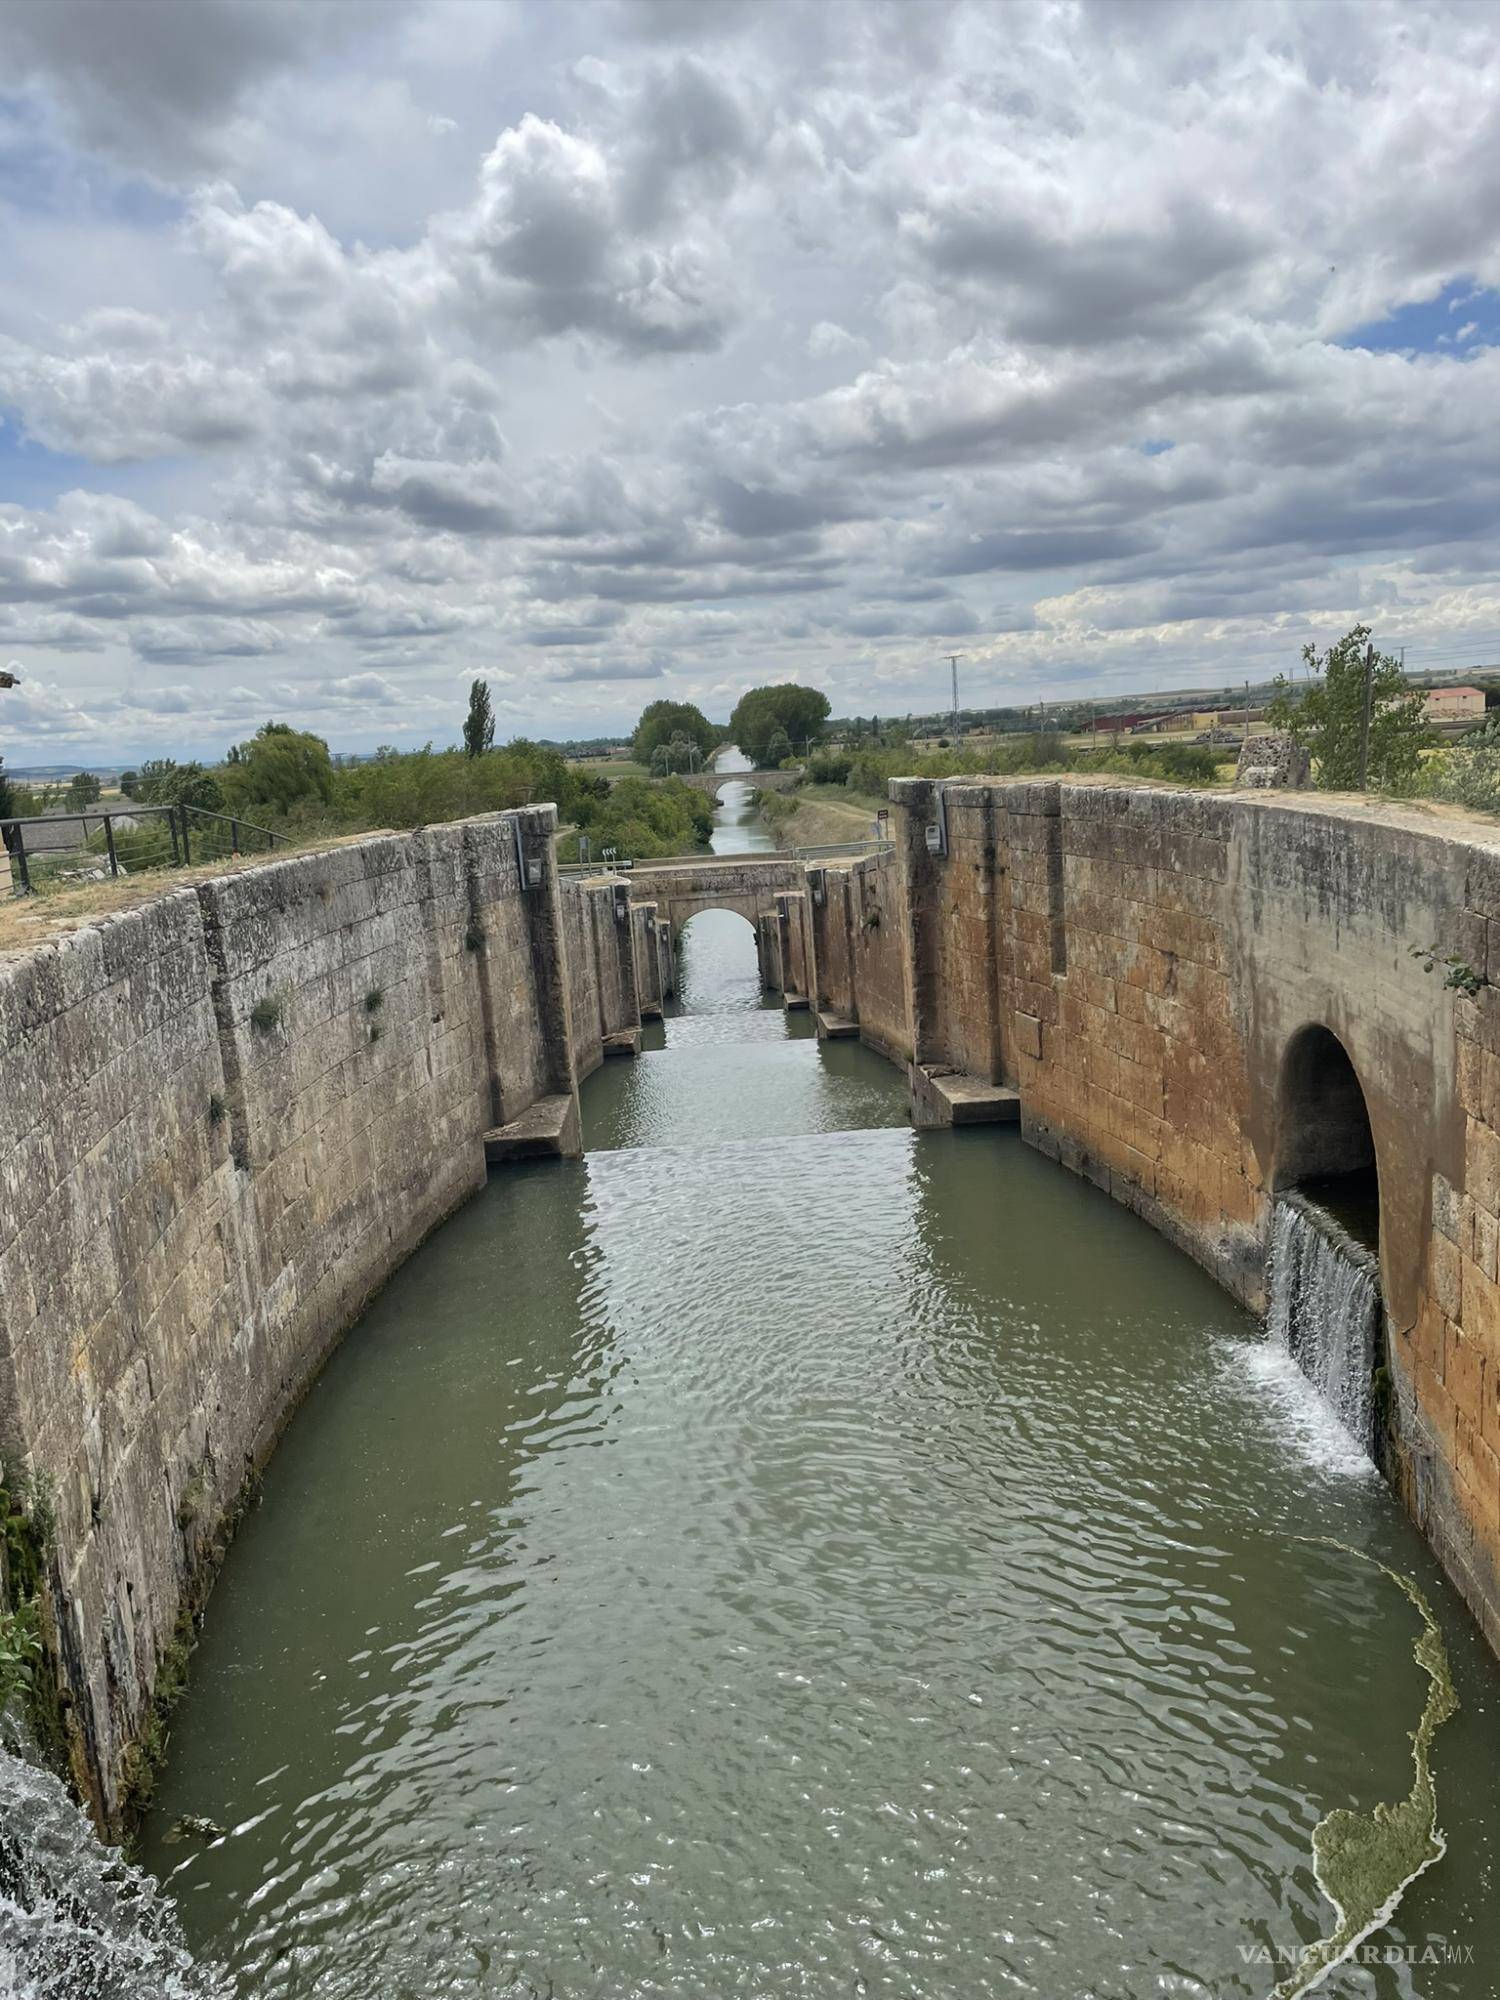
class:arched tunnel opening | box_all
[1274,1024,1380,1253]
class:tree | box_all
[65,771,102,810]
[1267,626,1431,792]
[119,768,139,799]
[463,678,495,759]
[729,683,831,767]
[765,726,792,765]
[134,759,222,812]
[220,722,334,817]
[631,700,716,767]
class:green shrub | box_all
[806,753,853,785]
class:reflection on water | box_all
[708,743,776,855]
[140,807,1500,2000]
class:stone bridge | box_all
[614,854,804,938]
[674,766,802,799]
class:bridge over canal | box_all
[674,766,802,800]
[609,852,805,937]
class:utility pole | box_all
[947,654,962,743]
[1357,640,1375,790]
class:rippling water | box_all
[142,906,1500,1998]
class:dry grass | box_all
[767,786,887,850]
[0,832,376,958]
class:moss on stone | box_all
[1273,1539,1458,1999]
[0,1466,66,1767]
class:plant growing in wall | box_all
[250,993,284,1035]
[0,1467,51,1720]
[1408,943,1483,999]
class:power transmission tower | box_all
[947,654,963,742]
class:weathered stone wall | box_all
[756,910,781,992]
[775,891,814,1003]
[0,806,629,1827]
[630,902,664,1017]
[844,849,912,1065]
[873,777,1500,1654]
[806,867,856,1020]
[559,877,605,1081]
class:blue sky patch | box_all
[1336,277,1500,355]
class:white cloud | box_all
[0,0,1494,759]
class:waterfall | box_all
[1266,1192,1382,1454]
[0,1724,224,1999]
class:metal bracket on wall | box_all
[513,814,543,891]
[925,784,948,858]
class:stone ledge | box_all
[483,1093,581,1163]
[784,991,811,1011]
[602,1028,642,1059]
[816,1011,859,1039]
[909,1063,1021,1129]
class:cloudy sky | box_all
[0,0,1497,761]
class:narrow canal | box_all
[139,782,1500,1999]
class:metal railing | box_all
[0,802,289,895]
[792,839,894,860]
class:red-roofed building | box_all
[1424,686,1487,722]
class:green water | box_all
[143,912,1500,1999]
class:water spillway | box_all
[1266,1193,1383,1456]
[0,1726,224,1999]
[122,889,1500,1994]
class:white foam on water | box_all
[0,1727,226,2000]
[1219,1337,1378,1483]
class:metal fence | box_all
[0,802,289,895]
[791,839,894,860]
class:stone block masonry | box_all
[0,806,640,1830]
[869,777,1500,1660]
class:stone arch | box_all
[661,894,770,942]
[1274,1022,1379,1243]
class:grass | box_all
[768,786,889,851]
[0,832,370,957]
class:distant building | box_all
[1424,686,1486,723]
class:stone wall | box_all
[871,777,1500,1654]
[0,807,629,1827]
[559,877,604,1081]
[843,849,912,1065]
[775,891,814,1003]
[806,868,855,1021]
